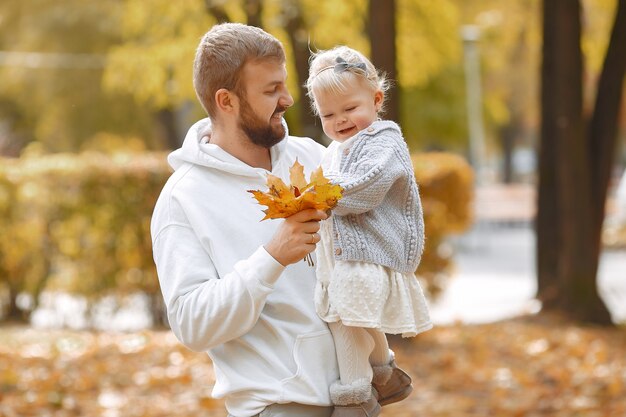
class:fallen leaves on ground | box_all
[389,313,626,417]
[0,327,221,417]
[0,314,625,417]
[248,160,343,220]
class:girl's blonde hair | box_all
[305,46,389,115]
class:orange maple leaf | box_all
[248,159,343,221]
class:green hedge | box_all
[0,151,473,323]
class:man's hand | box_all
[265,209,328,266]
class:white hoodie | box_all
[150,118,339,417]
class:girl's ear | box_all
[374,90,384,112]
[215,88,238,113]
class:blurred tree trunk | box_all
[204,1,229,23]
[6,286,24,321]
[156,108,181,150]
[500,27,529,183]
[537,0,626,324]
[245,0,263,27]
[500,120,516,183]
[368,0,399,123]
[150,293,170,329]
[281,1,323,141]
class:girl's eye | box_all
[346,107,356,112]
[322,114,333,119]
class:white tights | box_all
[327,321,391,386]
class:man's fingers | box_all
[303,232,320,246]
[290,209,328,222]
[301,221,321,234]
[266,209,327,266]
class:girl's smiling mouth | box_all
[338,126,356,135]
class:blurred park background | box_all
[1,0,626,416]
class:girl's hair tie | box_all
[333,57,367,73]
[314,56,368,78]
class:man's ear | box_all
[374,90,384,112]
[215,88,238,113]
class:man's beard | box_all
[238,99,287,149]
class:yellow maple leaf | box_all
[289,159,308,193]
[248,160,343,221]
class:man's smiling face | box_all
[236,59,294,148]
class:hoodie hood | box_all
[167,118,290,178]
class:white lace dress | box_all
[314,138,433,337]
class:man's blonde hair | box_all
[306,46,389,115]
[193,23,286,118]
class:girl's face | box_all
[314,77,383,143]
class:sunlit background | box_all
[1,0,625,416]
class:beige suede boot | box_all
[371,361,413,406]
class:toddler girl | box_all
[306,46,433,417]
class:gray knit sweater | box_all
[328,120,425,274]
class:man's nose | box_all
[280,89,294,108]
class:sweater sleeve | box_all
[330,135,405,216]
[152,224,284,352]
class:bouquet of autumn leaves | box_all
[248,160,343,265]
